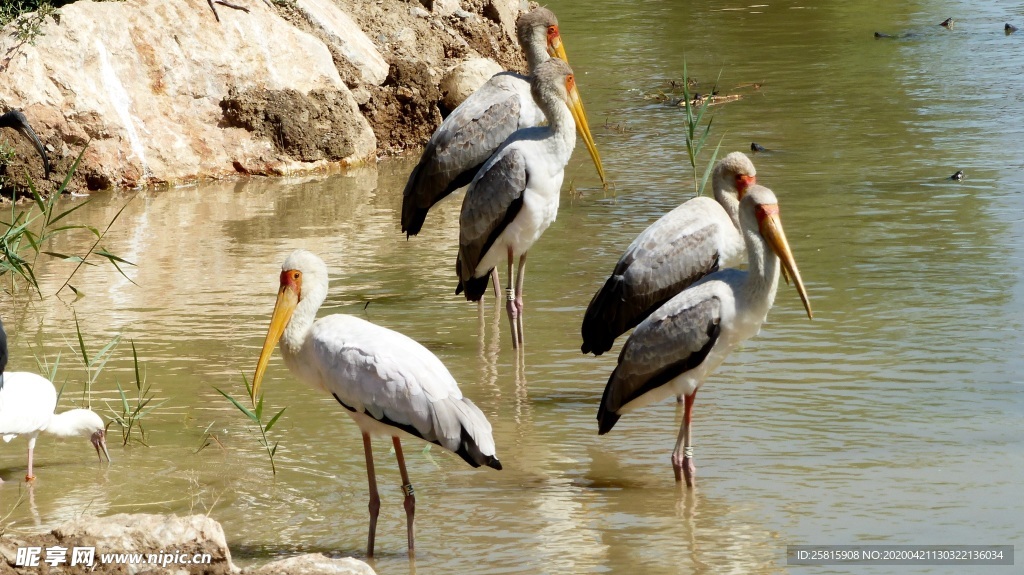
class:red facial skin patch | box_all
[280,270,302,294]
[755,203,780,224]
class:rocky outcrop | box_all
[246,554,376,575]
[1,513,236,574]
[439,57,504,114]
[0,0,528,195]
[0,514,377,575]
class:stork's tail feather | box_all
[458,271,493,302]
[453,426,502,470]
[581,274,628,356]
[597,366,623,435]
[401,161,429,237]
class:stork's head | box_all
[532,58,607,186]
[712,152,757,201]
[58,409,111,462]
[251,250,329,402]
[739,185,812,320]
[516,7,567,63]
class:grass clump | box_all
[216,375,287,475]
[0,147,135,298]
[680,60,723,197]
[107,340,165,446]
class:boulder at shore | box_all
[0,0,523,195]
[0,513,376,575]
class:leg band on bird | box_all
[402,483,415,497]
[506,287,515,302]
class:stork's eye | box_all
[566,74,575,91]
[547,25,558,39]
[292,271,301,281]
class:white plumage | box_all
[597,185,812,487]
[581,152,757,356]
[456,58,601,347]
[0,372,110,481]
[401,7,605,237]
[252,249,500,557]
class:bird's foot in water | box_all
[672,453,696,487]
[682,457,696,487]
[505,288,518,321]
[505,288,520,347]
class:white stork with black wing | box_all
[401,7,606,238]
[581,152,757,356]
[252,250,501,557]
[0,318,110,482]
[455,58,601,348]
[597,185,812,487]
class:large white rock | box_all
[482,0,522,43]
[0,0,375,189]
[439,57,504,112]
[294,0,389,86]
[244,554,377,575]
[51,513,237,574]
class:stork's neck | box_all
[740,226,780,317]
[523,38,550,72]
[714,186,742,229]
[536,93,576,167]
[281,281,327,358]
[44,409,96,438]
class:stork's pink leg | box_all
[362,433,380,557]
[514,253,528,347]
[26,436,38,481]
[505,246,518,347]
[392,437,416,555]
[671,392,697,487]
[490,268,501,301]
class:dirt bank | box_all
[0,0,530,197]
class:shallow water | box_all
[2,0,1023,573]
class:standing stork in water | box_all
[0,110,51,178]
[0,319,111,482]
[581,152,757,356]
[597,185,812,487]
[252,250,501,557]
[402,7,606,239]
[455,58,600,348]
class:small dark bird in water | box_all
[940,18,954,28]
[874,32,894,38]
[750,142,767,153]
[950,170,964,181]
[1006,23,1018,34]
[0,110,50,178]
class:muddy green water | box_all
[3,0,1023,573]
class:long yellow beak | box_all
[566,82,608,187]
[251,285,298,402]
[759,210,813,320]
[549,34,569,64]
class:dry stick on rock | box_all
[207,0,272,22]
